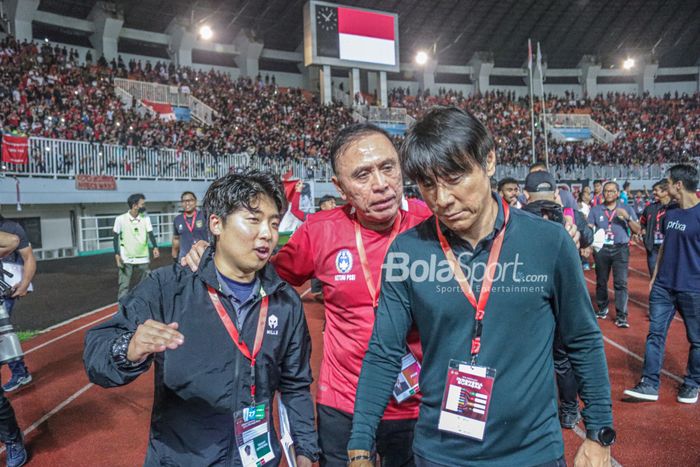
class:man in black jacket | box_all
[84,171,319,467]
[639,179,677,275]
[522,170,594,429]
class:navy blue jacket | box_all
[84,249,319,466]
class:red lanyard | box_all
[354,213,402,309]
[435,200,510,364]
[655,207,666,233]
[207,285,268,402]
[604,208,616,231]
[184,210,197,233]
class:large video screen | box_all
[304,1,400,72]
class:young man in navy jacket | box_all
[84,170,319,466]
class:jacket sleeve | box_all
[278,293,320,461]
[83,270,165,388]
[551,231,613,431]
[576,211,594,249]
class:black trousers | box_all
[594,244,630,320]
[317,404,416,467]
[553,331,578,414]
[646,245,661,277]
[0,390,21,443]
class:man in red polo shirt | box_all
[275,124,430,467]
[187,123,431,466]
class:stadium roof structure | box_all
[36,0,700,68]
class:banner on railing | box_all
[76,175,118,190]
[1,134,29,164]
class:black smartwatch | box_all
[587,427,616,447]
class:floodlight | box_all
[415,51,428,66]
[199,25,213,41]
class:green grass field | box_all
[17,330,40,342]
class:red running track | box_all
[1,249,699,466]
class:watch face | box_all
[599,427,616,445]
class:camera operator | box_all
[0,215,36,392]
[522,171,594,430]
[0,231,29,467]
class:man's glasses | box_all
[181,198,196,203]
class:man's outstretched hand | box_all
[127,320,184,362]
[181,240,211,271]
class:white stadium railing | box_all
[1,136,688,183]
[113,78,218,125]
[2,137,249,181]
[78,212,178,254]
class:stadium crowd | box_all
[388,88,700,171]
[1,35,698,176]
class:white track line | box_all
[24,312,116,356]
[584,277,682,323]
[300,287,311,298]
[602,336,683,384]
[0,383,95,455]
[572,425,623,467]
[40,302,117,334]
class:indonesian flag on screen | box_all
[316,6,396,66]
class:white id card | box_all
[654,231,664,245]
[393,352,421,403]
[234,403,276,467]
[438,360,496,441]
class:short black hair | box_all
[400,107,494,185]
[319,194,335,205]
[203,170,286,231]
[497,177,519,192]
[127,193,145,209]
[329,123,393,175]
[604,181,620,191]
[593,179,603,185]
[652,179,669,191]
[668,164,699,192]
[529,161,548,172]
[180,191,196,200]
[623,181,631,189]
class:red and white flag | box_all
[315,6,396,66]
[142,100,176,121]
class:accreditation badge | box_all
[393,352,421,403]
[654,231,664,245]
[604,230,615,245]
[438,360,496,441]
[234,402,276,466]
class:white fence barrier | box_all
[113,78,218,125]
[1,137,685,183]
[79,212,178,253]
[2,137,250,181]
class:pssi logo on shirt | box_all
[667,220,687,232]
[334,249,356,282]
